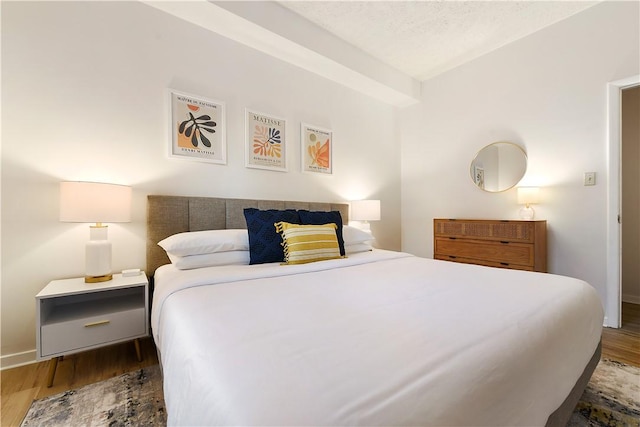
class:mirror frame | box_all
[470,141,527,193]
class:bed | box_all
[147,195,603,426]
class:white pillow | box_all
[345,242,373,254]
[168,251,250,270]
[342,225,374,245]
[158,229,249,257]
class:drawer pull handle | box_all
[449,256,457,259]
[500,263,509,266]
[449,237,457,240]
[84,320,110,328]
[500,241,509,244]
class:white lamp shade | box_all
[351,200,381,221]
[60,181,132,223]
[517,187,540,205]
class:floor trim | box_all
[1,349,37,370]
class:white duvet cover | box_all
[152,250,603,426]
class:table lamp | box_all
[351,200,381,231]
[59,181,132,283]
[517,187,540,220]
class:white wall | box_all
[1,2,401,365]
[400,1,639,322]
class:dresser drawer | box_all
[434,254,534,271]
[434,238,534,266]
[40,307,146,357]
[434,219,536,243]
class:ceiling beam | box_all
[141,0,420,107]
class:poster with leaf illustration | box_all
[301,123,332,174]
[245,109,287,172]
[169,90,226,164]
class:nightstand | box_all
[35,273,149,387]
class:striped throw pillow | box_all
[274,222,343,265]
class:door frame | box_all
[606,74,639,328]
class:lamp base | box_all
[86,225,112,283]
[519,206,535,220]
[85,274,113,283]
[359,221,372,232]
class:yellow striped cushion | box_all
[274,222,343,265]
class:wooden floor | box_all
[1,305,639,426]
[1,338,158,427]
[602,302,640,367]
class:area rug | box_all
[21,365,165,427]
[568,358,640,427]
[21,359,639,426]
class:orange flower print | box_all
[308,139,330,168]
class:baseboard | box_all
[1,349,37,370]
[622,294,640,304]
[603,316,616,328]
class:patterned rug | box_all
[568,358,640,427]
[21,359,639,426]
[21,365,165,427]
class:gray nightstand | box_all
[35,273,149,387]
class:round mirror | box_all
[470,142,527,192]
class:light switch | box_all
[584,172,596,186]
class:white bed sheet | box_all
[152,250,603,426]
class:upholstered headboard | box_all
[146,195,350,276]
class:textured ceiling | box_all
[279,1,599,81]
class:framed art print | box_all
[168,89,226,164]
[301,123,332,174]
[245,109,287,172]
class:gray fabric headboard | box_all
[146,195,350,276]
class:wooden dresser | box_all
[433,219,547,272]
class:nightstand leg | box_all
[134,339,142,362]
[46,356,61,388]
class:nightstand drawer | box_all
[40,307,146,357]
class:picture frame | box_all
[168,89,226,164]
[301,123,332,174]
[245,109,287,172]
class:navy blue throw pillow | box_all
[243,208,300,264]
[298,210,345,256]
